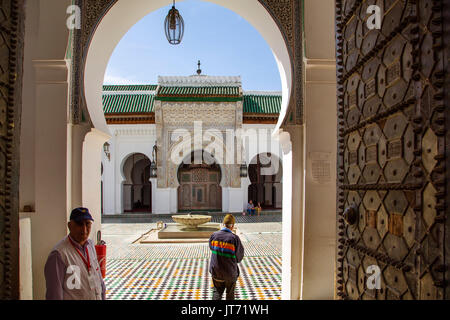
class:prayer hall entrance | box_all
[178,152,222,212]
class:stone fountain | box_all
[172,213,211,229]
[157,213,220,239]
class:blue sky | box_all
[104,0,282,91]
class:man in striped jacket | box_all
[209,214,244,300]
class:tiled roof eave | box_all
[104,112,155,116]
[156,94,242,98]
[105,112,155,125]
[155,96,243,102]
[243,112,280,117]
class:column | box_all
[279,127,304,300]
[264,180,273,207]
[274,183,283,208]
[241,177,251,211]
[301,0,337,300]
[169,188,178,213]
[31,59,70,300]
[82,129,111,242]
[154,189,172,214]
[102,134,115,215]
[301,58,337,300]
[69,123,92,210]
[150,178,157,213]
[19,212,33,300]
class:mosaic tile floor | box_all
[105,256,281,300]
[102,213,282,224]
[102,223,282,300]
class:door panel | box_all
[0,0,23,299]
[178,166,221,211]
[335,0,448,299]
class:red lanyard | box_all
[68,236,91,272]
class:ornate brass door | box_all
[335,0,449,299]
[0,0,23,299]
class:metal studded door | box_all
[335,0,448,299]
[0,0,23,299]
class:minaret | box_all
[197,60,202,75]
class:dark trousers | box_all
[212,278,236,300]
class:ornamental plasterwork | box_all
[259,0,294,49]
[162,102,237,126]
[103,91,157,96]
[158,75,242,87]
[161,128,242,189]
[114,128,156,136]
[236,101,243,128]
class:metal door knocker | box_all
[343,203,359,225]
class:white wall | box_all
[20,0,74,300]
[102,124,156,214]
[102,123,284,214]
[19,213,33,300]
[300,0,337,300]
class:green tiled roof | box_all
[102,86,281,115]
[157,86,240,97]
[103,85,158,92]
[243,95,282,114]
[103,94,155,113]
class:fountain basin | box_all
[158,223,220,239]
[172,214,211,229]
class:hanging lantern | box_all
[150,142,157,178]
[240,162,248,178]
[103,142,111,161]
[150,160,157,178]
[164,0,184,45]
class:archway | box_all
[9,1,348,302]
[83,0,297,300]
[83,0,293,135]
[248,153,282,209]
[122,153,152,213]
[177,151,222,212]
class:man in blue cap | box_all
[44,207,106,300]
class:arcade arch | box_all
[248,153,283,209]
[122,153,152,213]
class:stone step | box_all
[102,210,282,218]
[101,211,282,224]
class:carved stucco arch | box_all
[120,152,151,183]
[166,134,230,189]
[73,0,303,133]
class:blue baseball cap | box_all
[70,207,94,223]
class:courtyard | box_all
[102,213,282,300]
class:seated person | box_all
[256,202,262,216]
[247,200,255,216]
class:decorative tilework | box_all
[105,256,281,300]
[106,233,282,260]
[104,232,282,300]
